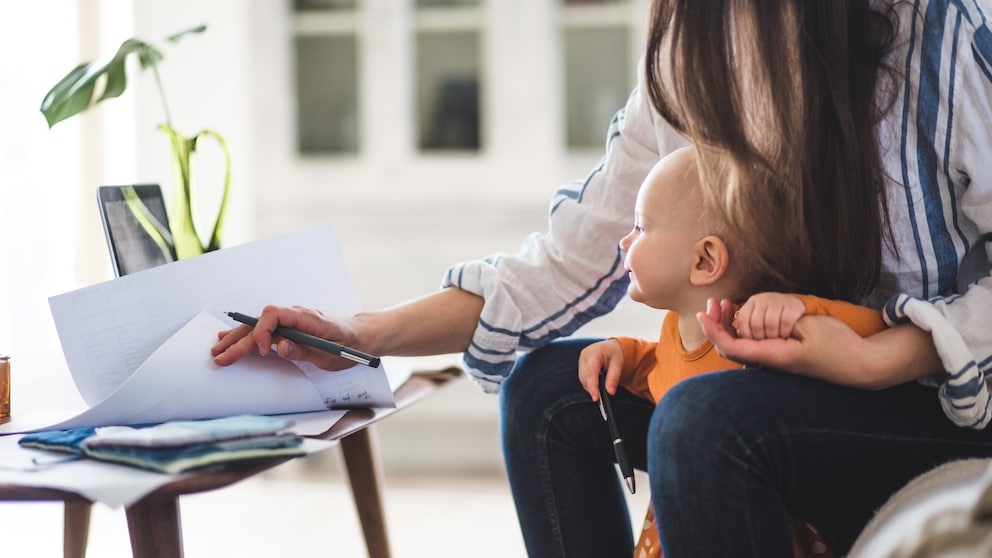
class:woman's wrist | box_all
[346,311,386,356]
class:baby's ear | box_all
[690,235,730,286]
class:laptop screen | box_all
[96,184,176,277]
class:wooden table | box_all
[0,370,461,558]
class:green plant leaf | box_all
[39,24,207,129]
[166,23,207,44]
[158,124,231,258]
[121,185,177,261]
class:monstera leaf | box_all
[39,23,230,260]
[40,24,206,128]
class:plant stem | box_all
[150,63,172,126]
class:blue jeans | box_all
[499,338,992,558]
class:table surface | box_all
[0,369,461,504]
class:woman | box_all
[213,0,992,555]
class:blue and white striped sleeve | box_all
[881,0,992,428]
[442,68,685,393]
[884,290,992,428]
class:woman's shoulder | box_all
[883,0,992,119]
[891,0,992,36]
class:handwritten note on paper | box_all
[27,222,394,432]
[296,360,393,409]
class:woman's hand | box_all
[578,339,624,401]
[211,305,364,371]
[697,297,941,389]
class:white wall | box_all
[0,2,91,408]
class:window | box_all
[415,0,482,152]
[293,1,360,154]
[290,0,643,156]
[561,0,635,149]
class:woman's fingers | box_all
[211,324,260,366]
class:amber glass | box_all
[0,355,9,419]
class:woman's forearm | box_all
[699,299,946,390]
[785,318,945,390]
[860,322,944,389]
[355,287,485,357]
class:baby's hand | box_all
[735,293,806,340]
[578,339,624,401]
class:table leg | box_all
[63,501,91,558]
[125,497,184,558]
[341,426,391,558]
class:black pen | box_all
[599,371,635,494]
[226,311,381,368]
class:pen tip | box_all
[626,477,636,494]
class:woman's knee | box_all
[499,338,598,421]
[647,371,757,477]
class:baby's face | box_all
[618,148,707,310]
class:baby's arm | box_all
[735,292,806,340]
[735,293,887,341]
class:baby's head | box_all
[619,145,747,314]
[642,145,720,236]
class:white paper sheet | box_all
[9,312,332,431]
[2,223,394,435]
[47,222,382,406]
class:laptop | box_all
[96,184,176,277]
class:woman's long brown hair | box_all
[645,0,897,302]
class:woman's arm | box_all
[357,287,484,356]
[697,297,943,390]
[212,288,483,369]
